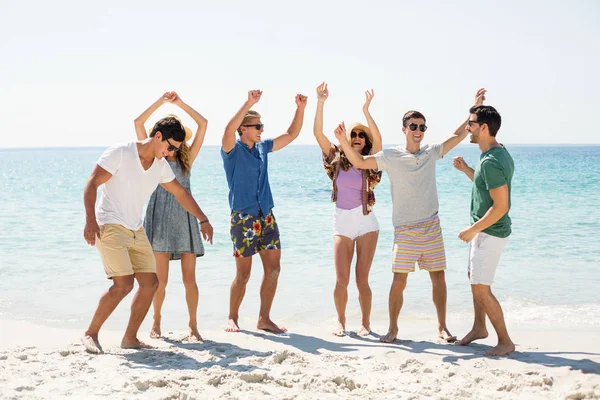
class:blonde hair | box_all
[176,141,191,175]
[237,110,262,136]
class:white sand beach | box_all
[1,318,599,399]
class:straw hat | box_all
[345,122,373,153]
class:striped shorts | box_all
[392,214,446,273]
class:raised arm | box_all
[170,92,208,165]
[223,90,261,153]
[442,88,487,156]
[362,89,382,154]
[334,122,379,170]
[453,157,475,182]
[161,179,214,244]
[313,82,332,155]
[273,94,308,152]
[134,92,172,140]
[83,165,113,246]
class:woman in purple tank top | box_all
[314,82,383,337]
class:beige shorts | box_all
[96,224,156,279]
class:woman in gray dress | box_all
[135,91,209,341]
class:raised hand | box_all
[295,94,308,109]
[363,89,375,112]
[334,122,347,142]
[247,90,263,105]
[316,82,329,102]
[453,156,470,172]
[474,88,487,106]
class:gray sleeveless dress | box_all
[144,160,205,260]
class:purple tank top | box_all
[336,167,363,210]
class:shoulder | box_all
[259,139,274,152]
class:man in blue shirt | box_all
[222,89,307,334]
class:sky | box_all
[1,0,599,148]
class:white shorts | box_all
[333,206,379,240]
[468,232,509,286]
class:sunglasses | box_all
[467,120,482,127]
[350,131,366,139]
[165,138,181,152]
[408,123,427,132]
[241,124,264,130]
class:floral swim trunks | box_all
[230,209,281,258]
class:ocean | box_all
[0,144,599,332]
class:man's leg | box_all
[457,273,488,345]
[333,235,354,336]
[121,272,159,348]
[226,257,252,332]
[354,231,378,336]
[472,284,514,356]
[181,253,201,341]
[150,252,170,338]
[256,249,287,333]
[83,275,135,353]
[380,273,408,343]
[429,271,456,342]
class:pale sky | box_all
[1,0,599,148]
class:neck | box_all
[137,139,155,161]
[405,141,421,154]
[478,138,500,153]
[240,136,255,149]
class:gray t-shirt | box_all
[374,143,443,227]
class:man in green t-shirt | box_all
[453,104,515,357]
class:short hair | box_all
[237,110,262,136]
[402,110,426,127]
[469,105,502,137]
[149,116,186,142]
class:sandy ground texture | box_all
[1,319,599,399]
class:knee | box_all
[235,271,252,285]
[356,276,370,292]
[113,282,134,297]
[266,264,281,280]
[182,276,197,289]
[471,285,491,302]
[336,276,350,289]
[157,277,168,291]
[141,276,159,293]
[430,271,446,288]
[391,274,408,292]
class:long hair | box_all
[176,140,191,175]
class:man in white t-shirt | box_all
[81,116,214,354]
[335,89,487,343]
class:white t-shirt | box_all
[95,141,175,230]
[374,143,443,227]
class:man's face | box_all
[240,118,264,143]
[466,114,483,144]
[402,118,427,145]
[154,132,182,159]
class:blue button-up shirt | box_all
[221,139,274,216]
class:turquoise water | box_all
[0,145,599,331]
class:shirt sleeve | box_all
[97,144,123,175]
[263,138,274,153]
[221,144,237,160]
[160,161,176,184]
[481,159,507,190]
[374,149,389,172]
[323,144,341,167]
[432,143,444,160]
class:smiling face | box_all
[402,117,427,145]
[349,129,367,153]
[153,132,182,159]
[239,117,264,143]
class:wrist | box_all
[199,219,209,225]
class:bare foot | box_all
[356,325,371,337]
[149,320,161,339]
[456,328,488,346]
[225,318,240,332]
[257,318,287,334]
[121,339,155,349]
[438,327,457,343]
[380,328,398,343]
[188,327,203,342]
[81,334,103,354]
[485,341,515,356]
[333,322,346,337]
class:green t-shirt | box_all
[470,145,514,238]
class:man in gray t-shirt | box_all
[335,88,487,343]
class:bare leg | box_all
[380,273,408,343]
[354,231,378,336]
[226,257,252,332]
[429,270,456,342]
[150,253,170,338]
[457,273,489,345]
[472,284,515,356]
[83,275,135,353]
[181,253,201,341]
[121,272,159,348]
[256,249,287,333]
[333,235,353,336]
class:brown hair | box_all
[176,141,191,175]
[402,110,426,127]
[237,110,262,136]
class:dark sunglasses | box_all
[350,131,366,139]
[408,123,427,132]
[165,138,181,152]
[467,120,482,127]
[242,124,264,130]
